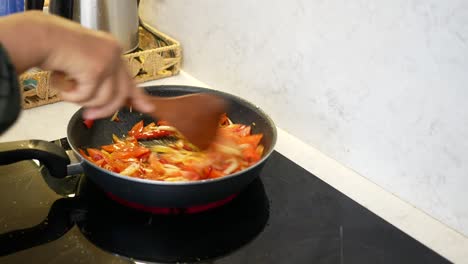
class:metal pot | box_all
[0,85,277,208]
[25,0,139,54]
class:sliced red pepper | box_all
[105,158,128,172]
[182,144,193,151]
[101,144,117,153]
[83,119,94,129]
[235,125,251,137]
[157,120,170,126]
[87,148,105,161]
[110,152,132,160]
[159,158,169,164]
[111,147,150,159]
[149,153,165,175]
[218,113,229,126]
[132,147,151,157]
[203,165,224,178]
[204,166,213,178]
[78,148,92,161]
[133,130,173,140]
[124,136,138,145]
[179,164,199,174]
[142,122,156,132]
[181,171,200,181]
[94,159,107,166]
[128,120,144,137]
[238,134,263,147]
[209,168,224,179]
[86,115,265,182]
[242,147,261,163]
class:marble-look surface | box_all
[140,0,468,236]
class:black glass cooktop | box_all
[0,138,450,264]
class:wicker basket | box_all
[19,21,182,109]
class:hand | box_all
[0,11,154,119]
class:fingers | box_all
[54,60,151,120]
[80,76,115,108]
[51,71,98,104]
[130,85,156,114]
[82,64,131,120]
[50,71,76,92]
[37,21,144,119]
[59,84,98,104]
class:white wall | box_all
[140,0,468,236]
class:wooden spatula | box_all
[142,93,227,149]
[50,72,227,149]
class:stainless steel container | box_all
[72,0,139,53]
[25,0,139,54]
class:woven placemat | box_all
[19,21,181,109]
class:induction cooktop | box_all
[0,138,451,264]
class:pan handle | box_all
[0,140,70,178]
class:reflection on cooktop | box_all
[77,176,269,263]
[0,171,269,263]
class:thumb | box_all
[130,87,156,114]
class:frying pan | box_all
[0,85,277,208]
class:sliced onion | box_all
[256,145,265,155]
[153,125,178,132]
[238,144,250,150]
[112,134,126,144]
[164,177,189,182]
[215,144,242,156]
[223,158,239,174]
[110,111,119,121]
[100,150,111,157]
[151,145,173,153]
[163,164,180,170]
[142,168,153,173]
[175,140,184,149]
[120,163,140,176]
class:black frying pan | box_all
[0,85,277,208]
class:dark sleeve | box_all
[0,43,21,135]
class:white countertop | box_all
[1,71,467,263]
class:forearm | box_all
[0,10,151,121]
[0,43,21,135]
[0,11,51,74]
